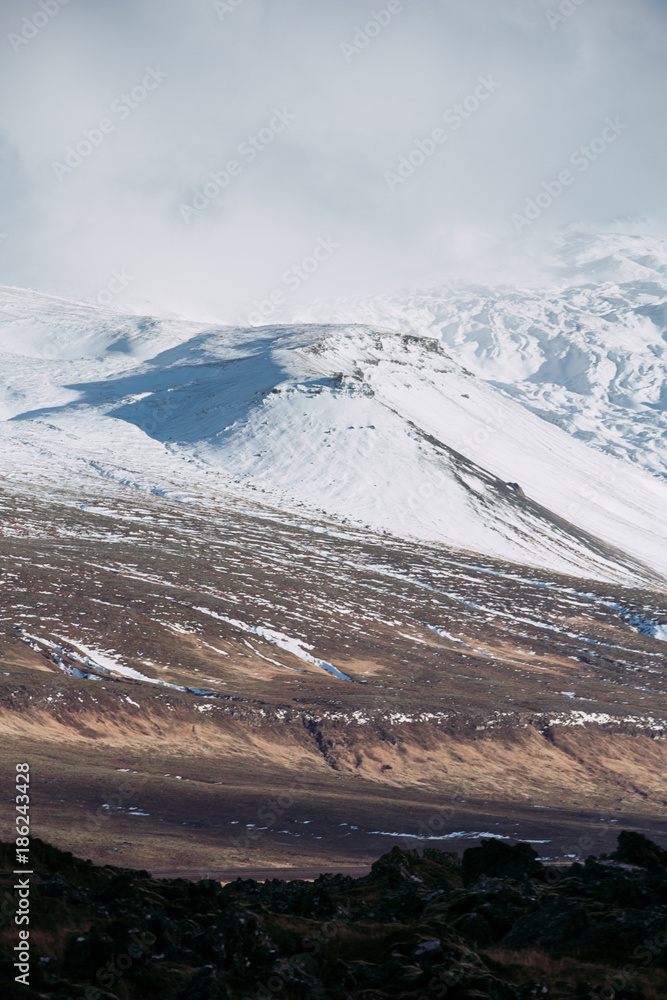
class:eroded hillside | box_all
[1,477,666,872]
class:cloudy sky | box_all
[0,0,665,320]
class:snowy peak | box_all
[298,232,667,484]
[0,278,666,587]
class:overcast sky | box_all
[0,0,665,321]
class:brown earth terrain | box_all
[0,476,666,874]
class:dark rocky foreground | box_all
[2,835,667,999]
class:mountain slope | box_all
[299,230,667,484]
[1,267,667,873]
[1,475,667,870]
[0,284,666,585]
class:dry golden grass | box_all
[484,947,667,998]
[1,479,666,872]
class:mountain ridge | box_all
[1,283,666,586]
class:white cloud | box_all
[0,0,665,318]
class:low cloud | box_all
[0,0,665,320]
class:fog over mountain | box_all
[1,0,667,319]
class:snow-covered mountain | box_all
[299,230,667,484]
[2,235,667,873]
[0,232,666,587]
